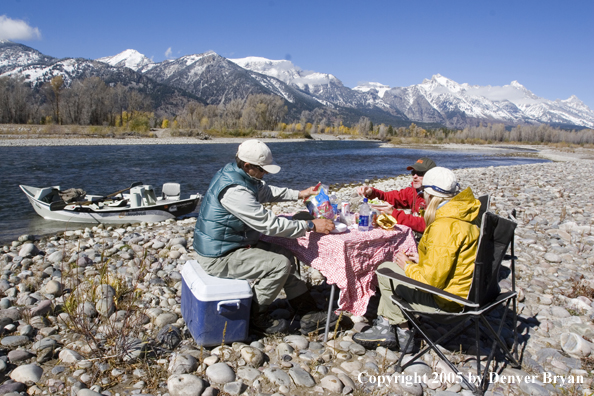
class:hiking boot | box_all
[352,316,398,349]
[396,326,415,354]
[299,310,339,334]
[251,313,289,334]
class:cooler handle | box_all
[217,299,241,313]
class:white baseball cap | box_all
[422,167,460,198]
[236,140,281,174]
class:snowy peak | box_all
[96,49,153,71]
[179,51,219,66]
[353,82,391,98]
[0,41,56,74]
[381,74,594,128]
[2,42,593,129]
[419,74,466,95]
[230,56,342,89]
[230,56,301,82]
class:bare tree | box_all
[223,98,244,129]
[357,116,371,136]
[50,76,64,124]
[378,124,387,140]
[243,94,287,130]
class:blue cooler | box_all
[181,260,253,346]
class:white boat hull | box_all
[21,185,201,225]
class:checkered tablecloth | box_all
[262,224,417,316]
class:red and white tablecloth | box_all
[262,224,417,316]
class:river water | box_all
[0,140,546,244]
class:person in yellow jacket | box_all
[353,167,481,353]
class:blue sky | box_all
[2,0,593,108]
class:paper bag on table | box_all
[305,184,335,220]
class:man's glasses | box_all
[411,170,426,177]
[251,164,266,173]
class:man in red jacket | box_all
[357,157,436,233]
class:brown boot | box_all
[289,293,339,334]
[250,301,288,334]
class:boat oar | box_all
[49,181,143,211]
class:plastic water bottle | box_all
[358,198,371,232]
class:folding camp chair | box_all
[477,194,490,225]
[376,210,520,396]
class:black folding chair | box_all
[376,210,520,396]
[477,194,490,225]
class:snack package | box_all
[376,213,398,230]
[305,184,335,220]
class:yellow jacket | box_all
[405,187,480,311]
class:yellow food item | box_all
[377,213,398,230]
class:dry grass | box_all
[561,275,594,300]
[0,124,156,139]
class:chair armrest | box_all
[376,267,479,308]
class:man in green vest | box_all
[193,140,336,334]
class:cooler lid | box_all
[181,260,253,301]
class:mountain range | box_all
[1,40,593,129]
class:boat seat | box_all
[162,183,181,200]
[37,187,60,202]
[107,199,129,207]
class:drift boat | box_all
[20,182,202,224]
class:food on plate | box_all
[376,213,398,230]
[369,198,387,205]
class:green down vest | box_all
[193,162,260,257]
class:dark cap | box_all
[406,157,436,172]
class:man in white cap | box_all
[193,139,336,334]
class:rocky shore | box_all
[1,151,594,396]
[0,133,348,147]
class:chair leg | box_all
[479,314,521,368]
[475,318,482,389]
[395,310,480,395]
[512,296,519,362]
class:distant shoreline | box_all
[1,134,593,162]
[0,133,351,147]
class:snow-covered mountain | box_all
[1,42,593,128]
[230,56,341,94]
[142,51,323,119]
[0,41,201,113]
[87,48,594,128]
[0,40,55,74]
[97,49,154,72]
[376,74,594,128]
[353,82,392,98]
[229,56,391,110]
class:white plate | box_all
[370,203,391,209]
[331,222,348,233]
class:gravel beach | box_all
[1,143,594,396]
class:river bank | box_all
[2,133,593,164]
[1,150,594,396]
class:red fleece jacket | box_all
[369,183,427,233]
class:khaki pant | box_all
[196,240,308,309]
[377,261,442,325]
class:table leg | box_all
[323,284,336,343]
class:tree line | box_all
[1,74,592,145]
[0,75,154,129]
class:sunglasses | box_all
[421,183,459,195]
[411,170,426,177]
[250,164,266,173]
